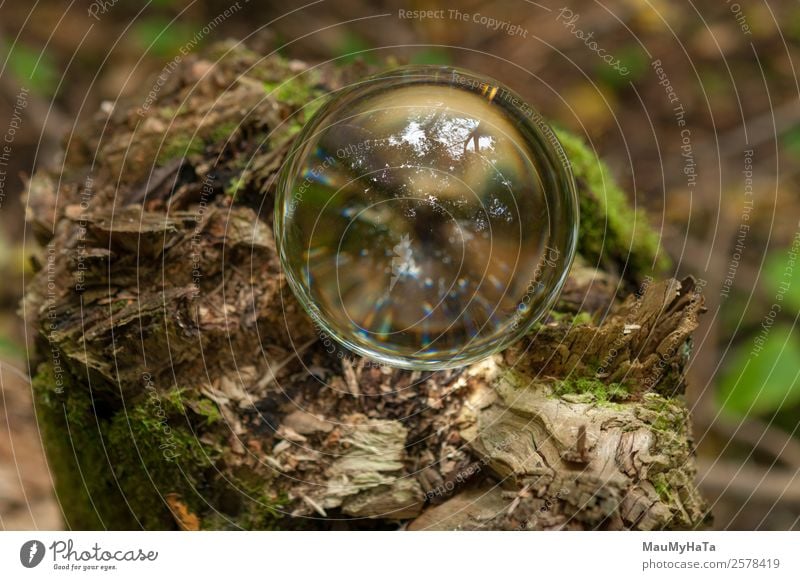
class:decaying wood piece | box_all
[413,277,706,530]
[22,43,709,530]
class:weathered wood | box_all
[22,44,709,530]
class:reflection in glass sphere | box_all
[276,66,578,370]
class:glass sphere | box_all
[275,66,578,370]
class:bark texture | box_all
[23,43,709,530]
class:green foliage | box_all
[718,325,800,416]
[596,45,648,88]
[410,48,451,66]
[787,7,800,41]
[782,126,800,159]
[336,31,378,65]
[133,17,196,58]
[2,41,58,96]
[0,336,23,359]
[764,252,800,313]
[698,69,730,106]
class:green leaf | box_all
[788,7,800,41]
[0,336,23,359]
[782,126,800,159]
[2,41,58,96]
[134,18,196,58]
[718,325,800,416]
[336,32,378,65]
[764,251,800,313]
[596,45,648,88]
[410,49,451,66]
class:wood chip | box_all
[166,493,201,531]
[282,410,333,435]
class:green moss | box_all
[264,74,321,106]
[33,361,137,529]
[157,133,205,165]
[548,310,594,325]
[208,121,239,144]
[554,127,668,279]
[162,387,187,413]
[103,386,221,529]
[204,463,288,530]
[219,467,288,530]
[301,95,328,123]
[33,361,227,529]
[191,397,222,426]
[500,370,629,405]
[499,368,532,391]
[640,392,686,434]
[263,68,327,130]
[246,492,289,529]
[200,491,288,530]
[225,175,245,199]
[34,361,290,529]
[636,392,690,461]
[553,376,631,404]
[651,472,672,503]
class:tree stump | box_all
[22,43,709,530]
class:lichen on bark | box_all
[23,43,708,530]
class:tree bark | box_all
[22,43,709,530]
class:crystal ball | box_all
[275,66,578,370]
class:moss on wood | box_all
[555,127,669,280]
